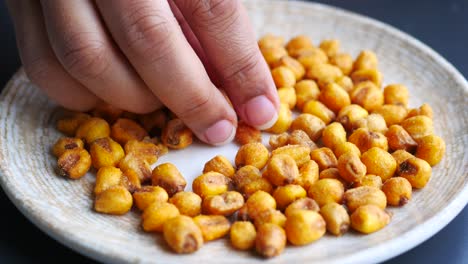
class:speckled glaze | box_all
[0,1,467,263]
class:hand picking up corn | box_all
[51,34,445,258]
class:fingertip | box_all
[242,95,279,130]
[202,119,236,146]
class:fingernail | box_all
[204,120,236,145]
[244,95,278,130]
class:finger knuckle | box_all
[23,56,53,85]
[121,3,175,64]
[59,33,110,80]
[189,0,240,32]
[177,88,214,120]
[223,49,262,85]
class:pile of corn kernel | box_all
[52,34,446,258]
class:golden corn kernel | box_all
[320,83,351,113]
[261,46,288,67]
[94,166,123,195]
[133,186,169,211]
[361,147,396,181]
[351,204,390,234]
[258,34,284,49]
[319,168,342,180]
[319,39,340,57]
[320,202,350,236]
[334,142,361,158]
[322,122,347,150]
[94,185,133,215]
[168,191,202,217]
[350,81,384,112]
[294,80,320,110]
[271,56,306,81]
[353,113,388,134]
[337,152,367,183]
[110,118,148,145]
[288,130,318,151]
[163,215,203,254]
[400,115,434,140]
[232,165,267,195]
[330,53,353,75]
[302,100,336,125]
[382,177,412,206]
[90,137,125,169]
[392,150,414,167]
[124,139,162,164]
[152,163,187,196]
[286,35,314,57]
[383,84,409,106]
[306,63,343,88]
[277,87,297,109]
[291,113,326,141]
[396,157,432,188]
[193,215,231,242]
[272,184,307,210]
[354,174,383,189]
[161,118,193,149]
[56,112,91,136]
[266,103,293,134]
[241,178,273,199]
[308,178,344,207]
[235,142,269,169]
[271,144,311,167]
[351,68,383,88]
[142,202,180,232]
[254,209,287,228]
[203,155,235,178]
[192,172,231,198]
[91,103,123,123]
[265,154,299,186]
[52,137,84,157]
[373,105,408,127]
[285,210,326,245]
[57,148,91,179]
[271,66,296,88]
[310,147,338,171]
[335,75,354,93]
[344,186,387,212]
[234,121,262,145]
[284,197,320,217]
[75,117,110,144]
[407,103,434,119]
[337,104,369,131]
[202,191,244,216]
[386,125,418,152]
[255,223,286,258]
[415,134,446,166]
[353,50,378,71]
[269,132,289,150]
[297,48,329,69]
[293,160,319,190]
[246,191,277,220]
[348,128,388,153]
[119,152,151,184]
[138,109,168,136]
[230,221,256,250]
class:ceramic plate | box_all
[1,1,467,263]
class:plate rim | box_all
[1,1,467,263]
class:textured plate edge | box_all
[0,1,466,263]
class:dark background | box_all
[0,0,467,263]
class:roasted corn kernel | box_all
[395,157,432,188]
[203,155,235,178]
[337,104,369,131]
[350,204,390,234]
[335,75,354,93]
[284,197,320,217]
[202,191,244,216]
[138,109,168,136]
[235,142,269,169]
[193,215,231,242]
[320,202,350,236]
[308,178,344,207]
[392,150,414,167]
[333,142,361,158]
[385,125,418,152]
[288,130,318,151]
[293,160,319,190]
[383,84,409,106]
[271,144,311,167]
[192,172,231,198]
[110,118,148,145]
[168,191,202,217]
[254,209,287,228]
[400,116,434,140]
[310,148,338,171]
[57,148,91,179]
[306,63,343,88]
[258,34,285,49]
[230,221,256,250]
[133,186,169,211]
[142,202,180,232]
[94,166,123,195]
[161,118,193,149]
[273,184,307,210]
[351,68,383,88]
[361,147,396,181]
[302,100,336,125]
[269,132,289,150]
[286,35,314,57]
[330,53,353,75]
[415,134,446,166]
[373,105,408,127]
[124,139,162,164]
[75,117,110,144]
[294,80,320,110]
[320,83,351,113]
[56,112,91,136]
[285,210,326,245]
[407,103,434,119]
[350,81,384,112]
[255,223,286,258]
[353,50,378,71]
[261,46,288,67]
[94,185,133,215]
[319,168,342,180]
[245,190,277,220]
[265,154,299,186]
[291,113,326,141]
[344,186,387,212]
[337,152,367,183]
[52,137,84,157]
[91,103,123,123]
[277,86,297,109]
[354,174,383,189]
[119,152,151,185]
[319,39,340,57]
[271,56,306,81]
[90,137,125,169]
[322,122,347,150]
[163,215,203,254]
[348,128,388,153]
[266,103,293,134]
[297,48,329,69]
[382,177,412,206]
[234,121,262,145]
[272,66,296,88]
[152,163,187,196]
[232,165,272,197]
[353,113,388,134]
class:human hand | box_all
[6,0,279,145]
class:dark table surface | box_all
[0,1,467,263]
